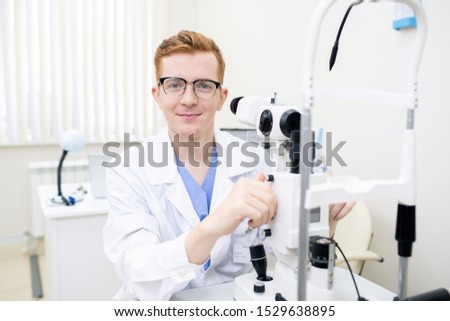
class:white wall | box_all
[154,0,450,297]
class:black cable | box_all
[310,236,365,300]
[334,241,366,301]
[329,0,363,71]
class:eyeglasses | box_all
[159,77,221,99]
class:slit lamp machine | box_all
[230,0,449,301]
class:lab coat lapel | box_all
[165,174,200,229]
[145,128,199,229]
[208,162,234,266]
[209,161,234,213]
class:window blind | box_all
[0,0,155,145]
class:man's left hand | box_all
[328,202,355,238]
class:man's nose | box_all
[180,84,197,106]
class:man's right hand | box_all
[185,173,277,265]
[203,172,277,238]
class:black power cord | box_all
[329,0,363,71]
[334,241,367,301]
[310,236,366,301]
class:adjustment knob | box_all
[258,110,273,136]
[253,281,265,294]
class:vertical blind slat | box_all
[70,0,82,131]
[0,2,6,144]
[145,0,154,137]
[113,0,124,142]
[103,0,113,142]
[132,0,143,140]
[25,0,41,143]
[49,0,63,140]
[92,0,102,142]
[14,0,27,143]
[1,0,18,144]
[123,0,132,139]
[60,0,70,132]
[0,28,5,144]
[38,0,51,142]
[76,0,85,131]
[82,0,93,142]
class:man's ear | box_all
[152,86,161,108]
[216,87,228,111]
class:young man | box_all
[103,30,351,300]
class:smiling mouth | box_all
[178,113,201,119]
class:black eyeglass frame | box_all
[158,77,221,98]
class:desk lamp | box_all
[53,129,85,206]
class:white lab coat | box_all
[103,128,264,300]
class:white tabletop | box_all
[37,183,108,219]
[170,282,235,301]
[170,267,396,301]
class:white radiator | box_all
[28,160,89,237]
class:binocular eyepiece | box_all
[230,95,301,140]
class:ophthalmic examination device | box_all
[230,0,449,302]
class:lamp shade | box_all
[60,129,85,152]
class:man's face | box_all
[152,52,228,140]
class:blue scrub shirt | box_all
[176,147,218,270]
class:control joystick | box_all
[249,244,273,282]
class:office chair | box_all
[334,201,384,275]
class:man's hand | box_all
[185,172,277,265]
[204,172,277,237]
[328,202,355,238]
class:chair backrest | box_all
[333,201,373,274]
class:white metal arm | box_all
[298,0,427,301]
